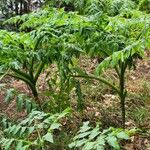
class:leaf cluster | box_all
[0,108,71,150]
[69,121,137,150]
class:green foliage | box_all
[0,29,44,102]
[131,107,149,127]
[45,0,106,14]
[45,0,139,16]
[75,1,150,128]
[0,8,88,107]
[0,1,150,149]
[107,0,136,16]
[5,88,37,113]
[46,76,85,112]
[0,108,71,150]
[69,121,137,150]
[138,0,150,13]
[0,0,150,130]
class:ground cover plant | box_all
[0,0,150,149]
[69,121,137,150]
[0,108,71,149]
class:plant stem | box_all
[119,62,127,128]
[29,58,34,81]
[34,62,45,82]
[6,72,41,107]
[70,74,120,94]
[35,121,44,150]
[71,65,128,129]
[11,68,31,80]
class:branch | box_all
[34,62,45,82]
[70,74,120,94]
[11,68,31,80]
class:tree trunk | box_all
[15,0,19,15]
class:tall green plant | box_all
[95,12,150,128]
[0,8,90,108]
[72,8,150,128]
[0,30,46,105]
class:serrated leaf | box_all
[20,127,27,136]
[50,123,61,130]
[116,131,129,140]
[13,125,21,135]
[69,139,88,148]
[16,94,24,112]
[88,125,100,140]
[74,131,91,140]
[96,135,106,146]
[16,141,23,150]
[5,88,15,103]
[83,142,95,150]
[4,139,14,150]
[28,126,35,135]
[25,100,32,114]
[106,135,120,150]
[43,132,54,143]
[79,121,91,133]
[9,125,16,134]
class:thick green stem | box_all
[119,62,127,128]
[6,71,41,106]
[11,68,31,80]
[0,69,10,81]
[29,58,34,81]
[115,66,120,78]
[34,62,45,82]
[71,64,128,129]
[1,62,44,107]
